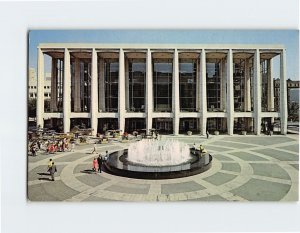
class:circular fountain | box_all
[104,139,212,179]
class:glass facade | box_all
[45,58,64,113]
[179,118,198,133]
[152,118,173,134]
[71,59,91,112]
[207,118,227,133]
[128,59,146,112]
[179,60,197,112]
[38,47,285,136]
[104,59,119,112]
[261,60,268,112]
[153,59,173,112]
[206,60,221,111]
[233,59,245,111]
[98,118,118,133]
[125,118,146,133]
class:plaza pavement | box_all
[27,134,299,202]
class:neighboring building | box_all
[34,43,288,135]
[28,68,51,100]
[274,78,300,112]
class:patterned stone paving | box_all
[27,134,299,201]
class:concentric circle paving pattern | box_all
[28,135,299,201]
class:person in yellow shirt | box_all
[199,145,207,156]
[47,158,53,173]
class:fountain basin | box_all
[104,149,212,179]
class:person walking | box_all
[47,159,53,173]
[206,130,209,139]
[91,143,97,154]
[49,162,57,181]
[92,157,98,174]
[97,155,103,173]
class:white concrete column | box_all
[125,57,130,111]
[267,59,274,112]
[98,58,105,112]
[146,49,153,133]
[91,48,98,136]
[50,58,57,112]
[37,48,44,128]
[63,48,71,133]
[244,58,251,111]
[118,49,126,133]
[253,49,261,135]
[280,49,288,134]
[220,58,226,111]
[226,49,234,135]
[172,49,180,135]
[200,49,207,135]
[74,58,81,112]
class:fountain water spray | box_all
[128,139,191,166]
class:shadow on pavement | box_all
[80,169,96,174]
[37,172,51,176]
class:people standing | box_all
[71,141,75,151]
[206,130,209,139]
[49,162,57,181]
[199,144,204,154]
[37,141,41,150]
[97,155,103,173]
[30,145,36,156]
[93,157,98,174]
[104,150,109,161]
[269,123,273,136]
[199,144,207,156]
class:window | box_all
[153,59,173,112]
[233,59,245,111]
[104,59,119,112]
[128,59,146,112]
[179,59,197,112]
[207,61,221,111]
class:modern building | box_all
[34,43,288,135]
[274,78,299,111]
[28,68,51,100]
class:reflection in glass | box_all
[104,59,119,112]
[129,59,146,112]
[207,60,221,111]
[179,60,197,112]
[153,59,173,112]
[233,59,245,111]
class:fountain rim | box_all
[104,149,213,179]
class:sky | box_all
[28,30,299,80]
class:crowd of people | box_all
[28,137,75,156]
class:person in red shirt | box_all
[93,158,98,174]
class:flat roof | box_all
[38,43,285,50]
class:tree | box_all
[288,102,299,121]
